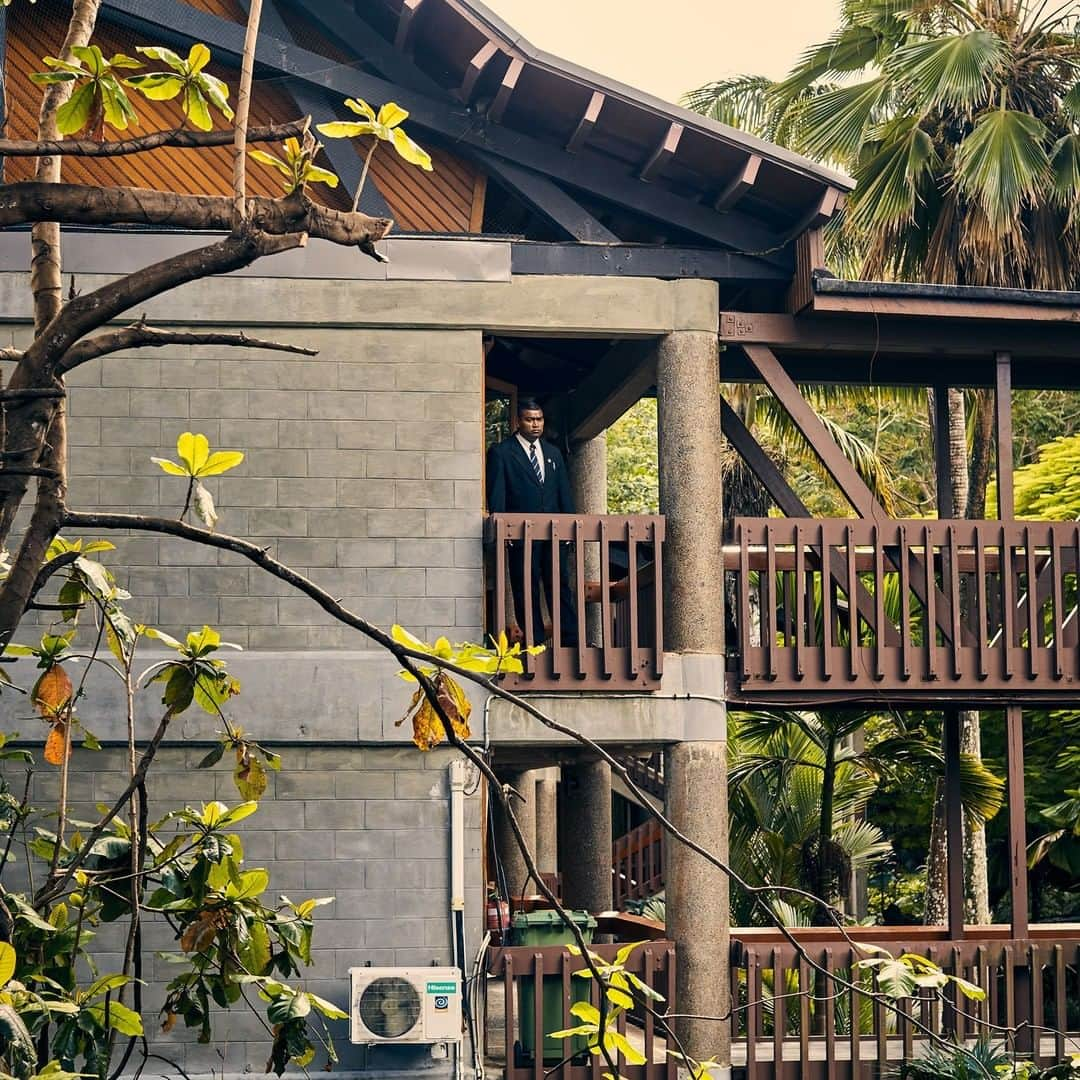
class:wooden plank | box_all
[1006,706,1029,939]
[564,340,654,443]
[549,519,562,676]
[468,173,487,232]
[766,523,777,681]
[976,528,989,679]
[713,154,761,211]
[944,710,966,940]
[600,518,613,679]
[626,519,640,680]
[395,0,424,50]
[779,187,840,246]
[639,121,683,182]
[460,40,499,103]
[846,524,858,680]
[566,90,604,153]
[794,523,805,679]
[489,56,524,123]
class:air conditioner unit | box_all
[348,967,463,1045]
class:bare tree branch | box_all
[60,325,318,373]
[0,120,309,158]
[232,0,263,221]
[0,184,392,254]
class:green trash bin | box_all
[510,909,597,1063]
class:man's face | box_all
[517,407,545,442]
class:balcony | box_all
[728,517,1080,704]
[485,513,665,692]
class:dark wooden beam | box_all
[480,156,619,243]
[995,352,1014,520]
[944,709,966,941]
[639,122,682,182]
[98,0,789,261]
[395,0,423,51]
[720,397,901,646]
[459,40,499,103]
[567,91,604,154]
[0,4,6,183]
[778,187,840,246]
[563,339,656,442]
[509,242,788,281]
[713,154,760,211]
[489,56,523,124]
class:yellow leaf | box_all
[187,43,210,72]
[197,449,244,478]
[0,942,15,987]
[176,432,209,474]
[390,126,433,170]
[315,120,374,140]
[150,456,188,476]
[391,624,429,651]
[377,102,408,128]
[343,96,376,121]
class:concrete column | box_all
[534,769,559,877]
[665,741,730,1065]
[492,769,537,904]
[559,759,613,913]
[570,436,608,646]
[655,331,724,653]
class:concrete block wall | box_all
[0,745,484,1077]
[24,324,485,650]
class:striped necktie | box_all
[528,441,543,484]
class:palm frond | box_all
[884,29,1005,112]
[680,75,778,137]
[799,77,891,162]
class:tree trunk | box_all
[961,711,992,924]
[924,778,949,925]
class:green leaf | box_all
[55,81,97,136]
[308,993,348,1020]
[70,44,105,76]
[135,45,185,71]
[84,972,131,1000]
[798,77,887,162]
[248,149,292,175]
[217,800,259,827]
[126,72,184,101]
[86,1000,143,1036]
[953,108,1050,225]
[196,743,226,769]
[196,72,233,119]
[234,755,267,801]
[231,868,269,900]
[183,82,213,130]
[99,75,137,130]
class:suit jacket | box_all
[486,435,573,515]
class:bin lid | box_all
[510,909,597,929]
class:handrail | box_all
[485,512,665,692]
[728,517,1080,699]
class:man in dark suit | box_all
[487,398,578,647]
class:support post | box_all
[665,742,730,1065]
[656,328,729,1064]
[1006,705,1033,1051]
[944,709,965,942]
[559,759,613,913]
[996,353,1014,521]
[492,769,537,907]
[570,435,608,646]
[534,769,559,879]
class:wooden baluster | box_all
[783,561,794,648]
[849,951,862,1078]
[823,947,836,1080]
[976,527,989,680]
[1051,528,1065,679]
[503,953,514,1079]
[532,952,544,1080]
[1030,944,1044,1067]
[901,993,914,1066]
[642,946,655,1072]
[1026,525,1039,680]
[925,525,938,680]
[794,523,805,679]
[1002,526,1015,679]
[948,526,962,678]
[900,524,912,679]
[798,958,810,1075]
[874,523,885,681]
[522,519,536,668]
[772,948,785,1080]
[846,523,858,681]
[561,954,574,1068]
[626,519,640,680]
[821,523,833,681]
[667,946,679,1080]
[1003,945,1016,1039]
[575,518,587,678]
[951,945,964,1041]
[766,523,777,681]
[874,968,888,1069]
[652,519,665,678]
[746,948,759,1080]
[739,522,752,682]
[600,518,613,680]
[494,515,507,646]
[1054,944,1066,1062]
[549,518,562,679]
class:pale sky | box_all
[484,0,842,105]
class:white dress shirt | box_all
[516,433,545,482]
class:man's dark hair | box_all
[517,397,543,416]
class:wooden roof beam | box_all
[488,56,523,124]
[639,121,683,182]
[713,154,761,211]
[562,339,656,443]
[459,40,499,103]
[394,0,423,51]
[779,186,840,245]
[566,91,604,154]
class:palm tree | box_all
[729,709,1005,925]
[687,0,1080,924]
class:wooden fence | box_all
[730,518,1080,700]
[486,513,665,691]
[612,818,664,908]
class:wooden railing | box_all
[729,518,1080,701]
[487,941,677,1079]
[730,927,1080,1079]
[613,819,664,908]
[486,513,665,691]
